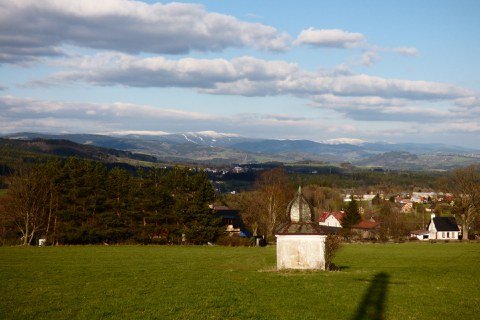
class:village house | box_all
[318,211,344,228]
[427,214,459,240]
[352,219,381,240]
[318,211,380,240]
[399,200,413,213]
[411,213,459,240]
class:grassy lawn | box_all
[0,243,479,319]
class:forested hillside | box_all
[0,138,157,168]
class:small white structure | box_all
[276,187,327,270]
[38,238,46,246]
[411,230,430,241]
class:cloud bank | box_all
[35,52,476,125]
[0,95,330,138]
[0,0,290,64]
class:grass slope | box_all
[0,243,479,319]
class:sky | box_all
[1,0,480,148]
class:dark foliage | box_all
[325,235,342,270]
[341,196,361,229]
[0,158,222,245]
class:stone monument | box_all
[275,186,327,270]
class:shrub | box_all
[325,234,342,270]
[216,235,251,247]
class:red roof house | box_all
[318,211,345,228]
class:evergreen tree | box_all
[372,193,381,206]
[180,170,221,244]
[0,157,223,245]
[341,196,361,229]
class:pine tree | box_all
[341,196,361,229]
[181,170,221,244]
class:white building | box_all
[318,212,344,228]
[427,214,459,240]
[411,213,459,240]
[276,187,327,270]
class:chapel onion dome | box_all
[286,186,315,222]
[276,186,326,235]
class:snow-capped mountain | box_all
[3,131,479,169]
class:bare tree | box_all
[232,167,292,242]
[449,165,480,240]
[5,168,49,246]
[256,167,292,241]
[233,191,263,236]
[378,201,408,241]
[302,185,343,216]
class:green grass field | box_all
[1,243,479,319]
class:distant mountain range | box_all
[3,132,480,170]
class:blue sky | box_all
[1,0,479,147]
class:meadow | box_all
[0,242,479,319]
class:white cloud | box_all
[40,53,471,103]
[0,95,210,122]
[0,95,350,140]
[0,0,290,64]
[35,53,300,89]
[312,94,405,109]
[30,52,478,125]
[454,96,480,109]
[295,28,366,48]
[390,47,418,56]
[312,94,454,122]
[293,28,417,69]
[107,130,170,136]
[329,74,471,100]
[446,122,480,132]
[323,138,366,145]
[361,51,382,66]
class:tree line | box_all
[1,156,479,246]
[0,158,221,245]
[228,165,480,241]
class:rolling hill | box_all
[2,132,480,170]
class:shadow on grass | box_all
[352,272,389,320]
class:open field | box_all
[1,243,479,319]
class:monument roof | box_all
[286,186,314,222]
[276,186,326,235]
[276,221,328,235]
